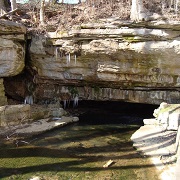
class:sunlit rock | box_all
[153,103,180,130]
[0,20,26,77]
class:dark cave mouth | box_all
[67,100,158,126]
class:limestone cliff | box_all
[25,20,180,104]
[3,19,180,105]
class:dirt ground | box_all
[3,0,180,34]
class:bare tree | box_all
[40,0,45,25]
[10,0,17,11]
[0,0,6,16]
[130,0,150,21]
[174,0,179,13]
[170,0,179,13]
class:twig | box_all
[103,159,114,168]
[0,8,19,19]
[5,132,16,140]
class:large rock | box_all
[0,20,26,34]
[0,20,26,77]
[0,104,31,126]
[153,102,180,130]
[0,103,66,127]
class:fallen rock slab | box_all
[131,124,177,180]
[16,116,77,135]
[0,116,79,137]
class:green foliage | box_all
[94,85,100,94]
[68,86,79,96]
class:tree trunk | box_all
[10,0,17,11]
[40,0,45,26]
[130,0,147,21]
[0,0,6,16]
[175,0,179,13]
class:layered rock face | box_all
[0,20,26,105]
[28,20,180,104]
[0,20,26,77]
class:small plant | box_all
[68,87,79,108]
[68,86,79,97]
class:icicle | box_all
[73,96,79,108]
[55,47,58,61]
[29,96,33,105]
[24,96,33,105]
[59,50,63,58]
[74,54,77,65]
[66,53,71,65]
[24,97,27,104]
[68,53,71,64]
[67,99,71,107]
[66,54,69,65]
[63,99,67,109]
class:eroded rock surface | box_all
[152,103,180,130]
[0,103,66,127]
[27,20,180,104]
[0,20,26,77]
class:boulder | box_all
[0,104,30,126]
[0,20,26,77]
[153,103,180,130]
[0,103,68,127]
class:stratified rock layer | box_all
[28,20,180,104]
[0,20,26,77]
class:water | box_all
[0,101,160,180]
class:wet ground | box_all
[0,101,160,180]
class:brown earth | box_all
[3,0,180,34]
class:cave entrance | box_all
[67,100,158,126]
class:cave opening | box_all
[67,100,159,126]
